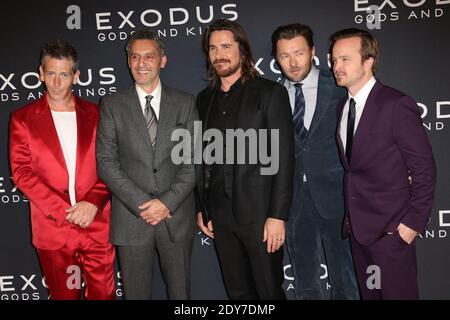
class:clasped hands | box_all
[65,201,98,228]
[139,199,172,225]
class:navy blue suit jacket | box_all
[289,68,347,221]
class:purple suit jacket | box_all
[336,80,436,246]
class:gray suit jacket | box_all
[289,69,347,220]
[96,83,198,245]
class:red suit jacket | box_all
[9,94,111,250]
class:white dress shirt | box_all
[283,65,319,130]
[136,80,162,120]
[51,110,78,206]
[339,77,377,151]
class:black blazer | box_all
[195,76,294,225]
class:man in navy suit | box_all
[271,24,359,299]
[330,28,436,299]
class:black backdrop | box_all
[1,0,449,300]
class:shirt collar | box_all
[284,65,319,89]
[135,80,161,106]
[218,76,243,94]
[348,76,376,107]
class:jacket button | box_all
[63,190,69,194]
[153,169,157,173]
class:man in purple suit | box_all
[329,28,436,300]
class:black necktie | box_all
[144,95,158,148]
[293,83,307,141]
[346,98,356,163]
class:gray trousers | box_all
[116,222,193,300]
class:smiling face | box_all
[39,56,79,108]
[276,35,315,82]
[208,30,242,80]
[331,36,374,95]
[128,39,167,93]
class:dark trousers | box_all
[350,231,419,300]
[209,193,286,300]
[286,183,359,300]
[116,222,193,300]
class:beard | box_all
[286,63,312,83]
[212,59,242,78]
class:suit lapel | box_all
[307,72,331,139]
[126,85,154,153]
[351,81,382,162]
[336,99,348,169]
[31,94,67,171]
[153,84,173,165]
[74,97,95,180]
[156,84,173,147]
[203,88,218,131]
[280,77,303,142]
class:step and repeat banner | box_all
[0,0,449,300]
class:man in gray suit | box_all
[96,30,198,299]
[271,24,359,299]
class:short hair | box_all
[202,19,259,87]
[125,30,166,57]
[40,40,79,73]
[329,28,379,74]
[271,23,314,57]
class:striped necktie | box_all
[293,83,307,141]
[144,95,158,148]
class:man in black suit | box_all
[271,24,359,299]
[196,19,294,299]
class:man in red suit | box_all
[9,40,115,300]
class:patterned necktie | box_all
[346,98,356,163]
[293,83,307,141]
[144,95,158,148]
